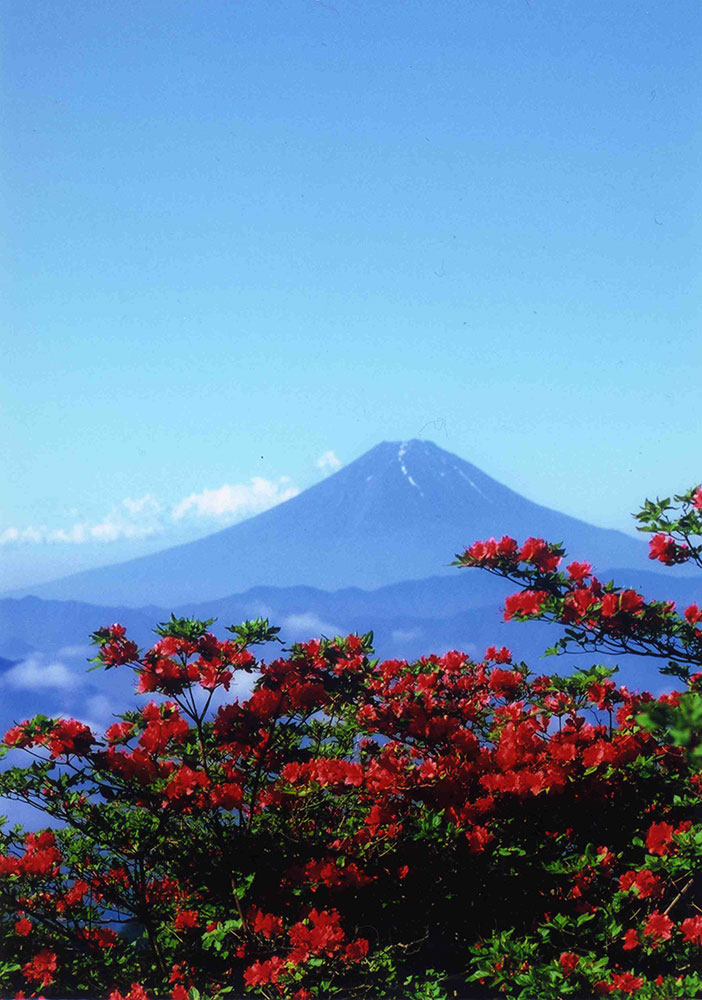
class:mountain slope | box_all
[3,562,696,729]
[8,440,651,607]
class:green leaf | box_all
[153,613,217,640]
[226,617,281,645]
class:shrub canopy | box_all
[1,487,702,999]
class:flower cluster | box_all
[1,483,701,998]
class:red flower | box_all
[78,927,118,949]
[519,537,561,571]
[20,831,61,877]
[105,721,135,744]
[600,593,619,618]
[622,928,639,951]
[643,910,673,942]
[243,956,286,986]
[681,915,702,945]
[14,917,32,936]
[114,988,150,1000]
[645,821,675,856]
[488,668,522,697]
[559,951,579,976]
[288,908,346,965]
[618,869,662,899]
[22,949,57,987]
[463,536,518,566]
[582,739,616,768]
[497,535,518,556]
[174,909,199,930]
[587,680,617,709]
[484,646,511,663]
[465,824,493,854]
[611,971,644,993]
[47,718,95,758]
[503,590,549,620]
[619,589,644,615]
[3,722,34,749]
[649,533,688,564]
[162,766,210,808]
[567,561,592,581]
[565,585,598,619]
[343,937,369,962]
[593,981,614,996]
[123,984,151,999]
[250,908,284,938]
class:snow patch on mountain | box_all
[398,442,423,494]
[456,467,490,502]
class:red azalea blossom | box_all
[22,950,57,987]
[643,910,674,941]
[567,561,592,581]
[593,981,614,996]
[488,668,522,697]
[503,590,550,620]
[105,720,135,744]
[622,928,639,951]
[243,956,287,986]
[174,909,199,930]
[0,524,700,1000]
[287,908,347,964]
[79,927,119,949]
[110,987,151,1000]
[681,915,702,945]
[648,533,689,565]
[559,951,579,976]
[618,868,662,899]
[645,821,675,856]
[343,936,369,962]
[484,645,511,663]
[250,907,284,938]
[519,537,562,572]
[611,971,645,993]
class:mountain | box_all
[2,560,698,750]
[8,439,653,608]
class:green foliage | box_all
[225,617,282,645]
[155,613,218,640]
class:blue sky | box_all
[2,0,701,589]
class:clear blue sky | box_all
[2,0,701,589]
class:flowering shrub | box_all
[0,488,701,998]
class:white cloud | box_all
[122,494,162,516]
[83,695,116,723]
[0,526,43,544]
[316,450,342,473]
[0,493,166,547]
[171,477,299,522]
[57,645,92,658]
[0,473,301,547]
[282,612,343,638]
[42,520,158,544]
[2,656,78,691]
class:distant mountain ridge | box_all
[7,439,652,607]
[3,564,699,703]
